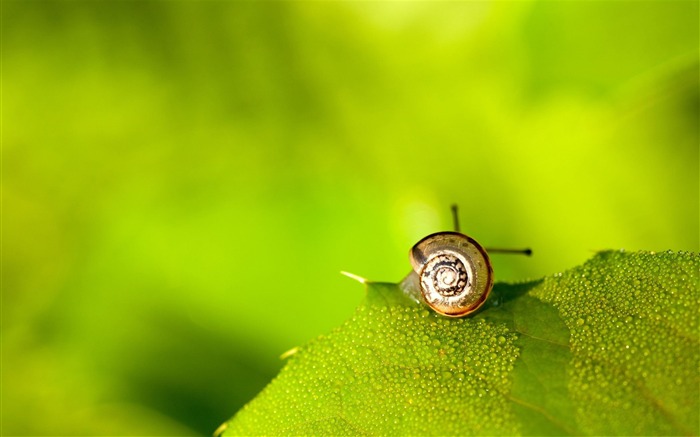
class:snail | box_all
[405,205,531,317]
[409,231,494,317]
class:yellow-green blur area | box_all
[3,1,698,436]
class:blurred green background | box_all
[3,1,698,435]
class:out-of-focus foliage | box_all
[224,251,699,436]
[3,1,698,435]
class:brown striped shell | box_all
[409,232,494,317]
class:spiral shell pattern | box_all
[410,232,493,317]
[420,254,469,297]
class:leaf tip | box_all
[213,421,228,437]
[280,346,300,360]
[340,270,368,284]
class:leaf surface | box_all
[222,251,699,436]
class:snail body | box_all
[409,232,494,317]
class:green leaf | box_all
[221,251,699,436]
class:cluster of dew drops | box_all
[268,302,521,434]
[533,250,699,433]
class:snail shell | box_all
[409,232,493,317]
